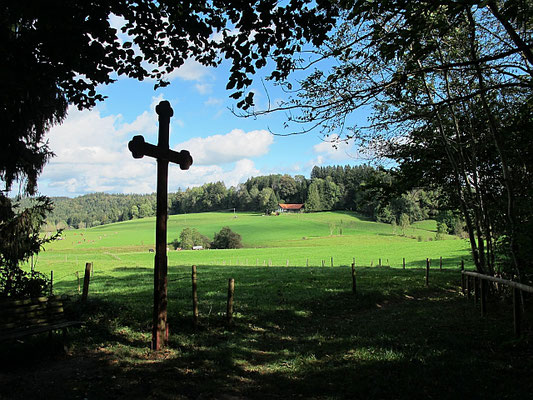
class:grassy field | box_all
[32,211,471,292]
[2,266,532,399]
[5,212,530,399]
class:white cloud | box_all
[169,159,260,190]
[306,155,325,169]
[166,58,212,82]
[38,105,272,196]
[195,83,213,95]
[204,97,224,107]
[39,105,157,195]
[175,129,274,166]
[312,134,360,162]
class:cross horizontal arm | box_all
[128,135,193,170]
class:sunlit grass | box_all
[5,262,532,399]
[31,211,471,289]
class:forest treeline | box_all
[45,164,457,233]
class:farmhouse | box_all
[278,203,304,213]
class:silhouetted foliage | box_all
[3,0,338,195]
[0,196,58,298]
[241,1,533,280]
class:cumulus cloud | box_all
[313,135,355,161]
[166,58,213,83]
[39,105,156,195]
[204,97,224,107]
[175,129,274,165]
[38,104,271,196]
[310,134,368,165]
[169,159,260,190]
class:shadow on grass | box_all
[1,267,531,400]
[112,266,151,272]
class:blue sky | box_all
[37,51,367,198]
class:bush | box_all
[211,226,242,249]
[173,227,210,250]
[0,270,50,300]
[1,195,59,299]
[399,213,410,236]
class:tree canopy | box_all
[243,1,533,280]
[3,0,532,285]
[1,0,338,298]
[2,0,337,194]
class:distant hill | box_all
[43,165,446,234]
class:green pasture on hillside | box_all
[7,212,532,400]
[32,211,472,289]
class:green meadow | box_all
[5,211,532,399]
[35,211,471,288]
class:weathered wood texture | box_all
[128,100,192,350]
[0,296,83,342]
[462,271,532,336]
[81,262,92,302]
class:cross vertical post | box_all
[128,100,193,350]
[154,101,171,350]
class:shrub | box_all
[0,270,50,300]
[211,226,242,249]
[173,227,210,250]
[399,213,410,236]
[436,221,448,240]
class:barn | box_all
[278,203,304,213]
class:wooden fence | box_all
[462,270,532,336]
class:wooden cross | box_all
[128,100,192,350]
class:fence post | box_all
[461,260,465,295]
[50,270,54,296]
[403,258,406,270]
[306,258,309,267]
[474,277,479,305]
[351,263,356,294]
[192,265,199,327]
[480,279,487,317]
[227,278,235,325]
[379,258,382,267]
[331,257,333,267]
[439,256,442,271]
[76,271,80,294]
[513,287,521,336]
[466,274,471,299]
[425,258,430,287]
[82,262,92,302]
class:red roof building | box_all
[278,203,304,212]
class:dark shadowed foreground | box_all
[1,267,531,399]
